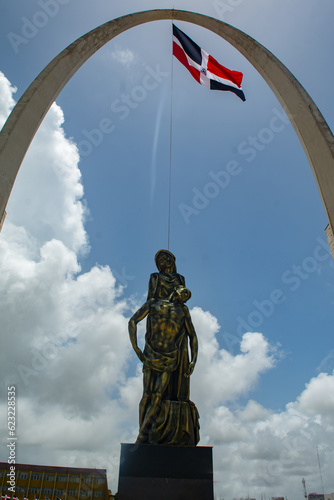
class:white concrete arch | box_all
[1,9,334,232]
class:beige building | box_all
[0,463,113,500]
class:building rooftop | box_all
[0,463,106,477]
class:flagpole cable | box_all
[167,21,174,251]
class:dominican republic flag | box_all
[172,24,245,101]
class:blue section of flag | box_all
[173,24,202,65]
[210,78,246,101]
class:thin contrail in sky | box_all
[150,87,167,205]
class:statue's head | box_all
[155,249,177,273]
[172,286,191,304]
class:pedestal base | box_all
[117,443,214,500]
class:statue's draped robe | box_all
[138,272,200,446]
[147,272,185,301]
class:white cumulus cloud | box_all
[111,46,136,67]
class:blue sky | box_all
[1,1,334,499]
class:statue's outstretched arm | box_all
[128,302,150,363]
[184,307,198,378]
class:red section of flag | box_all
[173,41,200,84]
[207,55,243,87]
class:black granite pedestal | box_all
[117,443,214,500]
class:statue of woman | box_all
[147,249,185,300]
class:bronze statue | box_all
[147,249,185,300]
[129,251,200,446]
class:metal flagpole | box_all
[167,20,174,251]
